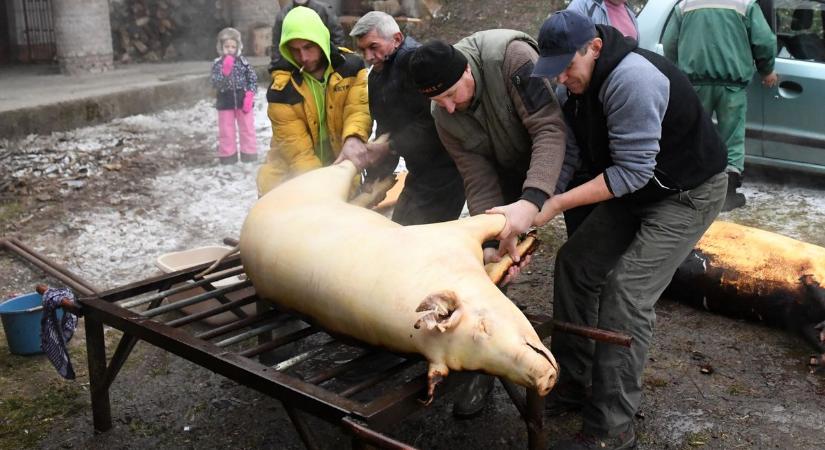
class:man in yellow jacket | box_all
[257,6,371,196]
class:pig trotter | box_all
[423,364,448,405]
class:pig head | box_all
[240,161,558,400]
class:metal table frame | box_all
[2,237,631,449]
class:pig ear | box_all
[414,290,463,332]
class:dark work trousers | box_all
[551,171,727,436]
[392,173,466,226]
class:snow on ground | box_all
[7,89,270,290]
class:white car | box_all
[637,0,825,175]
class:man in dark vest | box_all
[531,10,727,450]
[409,30,567,418]
[346,11,465,225]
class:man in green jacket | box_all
[663,0,777,211]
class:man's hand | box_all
[533,196,563,227]
[365,140,392,167]
[762,71,778,88]
[334,136,369,169]
[485,199,538,262]
[483,246,532,286]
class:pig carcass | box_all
[239,161,559,400]
[666,221,825,359]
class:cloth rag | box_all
[40,287,78,380]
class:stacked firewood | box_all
[110,0,227,63]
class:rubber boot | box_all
[219,154,239,165]
[240,153,258,163]
[721,172,745,212]
[452,374,495,419]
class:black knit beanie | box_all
[410,40,468,97]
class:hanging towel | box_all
[40,287,78,380]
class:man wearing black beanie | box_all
[409,30,567,418]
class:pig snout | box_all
[524,340,559,396]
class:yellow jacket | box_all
[257,47,371,195]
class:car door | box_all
[639,0,767,159]
[756,0,825,173]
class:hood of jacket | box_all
[216,27,243,56]
[278,6,331,72]
[588,25,636,95]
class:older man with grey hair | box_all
[344,11,466,227]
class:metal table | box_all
[2,237,631,449]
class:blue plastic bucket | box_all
[0,292,63,355]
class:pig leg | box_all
[424,363,449,405]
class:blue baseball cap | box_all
[533,10,597,78]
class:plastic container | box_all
[0,292,63,355]
[155,246,244,287]
[155,246,250,326]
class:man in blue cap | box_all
[530,10,728,450]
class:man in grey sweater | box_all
[409,30,567,418]
[531,10,727,450]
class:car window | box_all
[775,0,825,62]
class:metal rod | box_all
[214,319,289,348]
[85,316,112,432]
[284,405,322,450]
[551,320,632,347]
[526,388,546,450]
[527,313,632,347]
[338,359,417,398]
[140,280,252,317]
[499,378,527,419]
[120,267,245,309]
[304,351,375,385]
[341,416,418,450]
[239,325,318,358]
[3,238,98,295]
[273,338,336,371]
[165,294,258,328]
[195,309,282,340]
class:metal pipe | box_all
[140,279,252,317]
[340,416,418,450]
[214,320,292,348]
[338,359,416,398]
[195,309,283,340]
[2,238,98,295]
[164,294,258,328]
[273,338,336,371]
[239,325,318,358]
[303,351,375,385]
[119,266,246,309]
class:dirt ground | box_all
[2,1,825,449]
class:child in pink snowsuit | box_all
[211,27,258,164]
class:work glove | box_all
[242,91,254,113]
[221,55,235,76]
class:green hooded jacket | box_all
[279,6,334,163]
